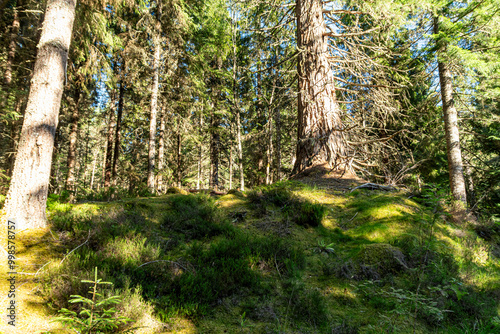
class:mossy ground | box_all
[1,182,499,333]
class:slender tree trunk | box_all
[292,0,344,174]
[177,117,182,188]
[90,149,98,191]
[266,116,273,185]
[112,78,124,186]
[197,111,203,190]
[229,145,233,189]
[275,106,281,182]
[65,86,81,197]
[230,11,244,191]
[3,0,76,229]
[157,106,165,193]
[434,17,467,207]
[4,7,19,89]
[148,38,160,193]
[104,100,116,189]
[210,109,220,191]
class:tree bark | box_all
[197,110,203,190]
[275,106,281,182]
[147,38,160,193]
[65,86,81,197]
[292,0,344,174]
[112,77,125,186]
[3,0,77,229]
[434,17,467,206]
[157,106,165,193]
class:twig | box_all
[60,230,91,265]
[350,183,396,192]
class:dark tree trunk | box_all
[292,0,344,174]
[4,0,76,228]
[65,86,81,197]
[4,7,19,88]
[434,17,467,207]
[112,78,125,186]
[104,101,116,189]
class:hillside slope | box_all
[1,181,500,333]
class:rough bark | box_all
[65,86,81,195]
[3,0,77,229]
[434,17,467,206]
[157,106,165,193]
[147,38,160,193]
[112,78,125,186]
[292,0,344,174]
[275,106,281,182]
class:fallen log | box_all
[188,189,226,196]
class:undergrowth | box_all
[38,182,500,333]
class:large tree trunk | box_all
[65,86,81,197]
[112,78,125,186]
[434,17,467,206]
[3,0,76,229]
[292,0,344,174]
[157,106,165,193]
[147,38,160,193]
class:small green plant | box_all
[313,239,335,255]
[53,267,132,333]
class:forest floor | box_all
[0,177,500,333]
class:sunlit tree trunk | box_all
[112,78,124,186]
[210,107,220,191]
[148,38,160,193]
[157,106,165,193]
[292,0,344,174]
[197,110,203,190]
[3,0,77,228]
[434,17,467,207]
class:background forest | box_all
[0,0,499,218]
[1,0,500,332]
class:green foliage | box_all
[248,182,327,227]
[53,267,133,333]
[162,194,232,240]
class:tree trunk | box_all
[292,0,344,174]
[157,106,165,193]
[177,117,182,188]
[147,38,160,193]
[229,145,233,189]
[3,0,76,229]
[275,106,281,182]
[210,110,220,191]
[104,100,115,189]
[112,78,125,186]
[434,17,467,206]
[65,86,81,197]
[4,7,19,88]
[197,111,203,190]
